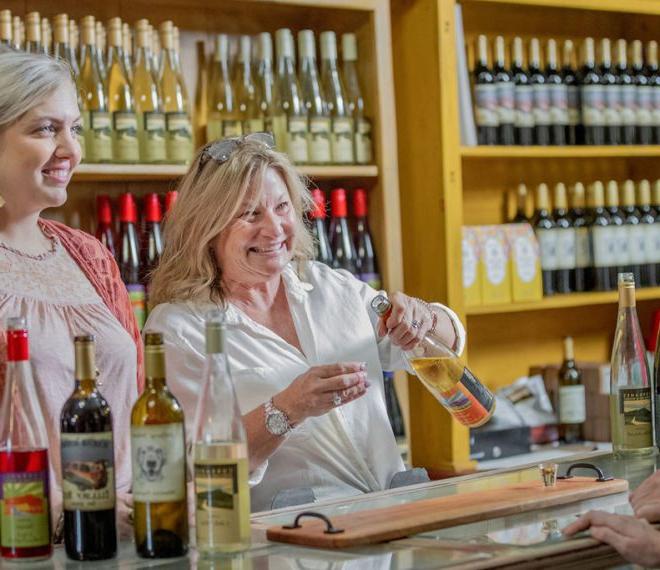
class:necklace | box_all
[0,226,59,261]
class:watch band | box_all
[264,397,294,435]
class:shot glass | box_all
[539,463,558,487]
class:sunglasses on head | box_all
[198,132,276,170]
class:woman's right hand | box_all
[275,363,370,426]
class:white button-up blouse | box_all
[145,261,466,512]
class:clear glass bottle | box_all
[255,32,276,135]
[24,11,41,53]
[0,10,11,47]
[558,336,585,443]
[207,34,240,141]
[53,14,79,77]
[236,35,262,134]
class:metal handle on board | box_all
[558,462,613,482]
[282,511,345,534]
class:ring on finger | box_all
[411,319,422,329]
[332,392,342,407]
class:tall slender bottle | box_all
[78,16,112,163]
[353,188,381,289]
[0,10,11,47]
[616,39,637,145]
[40,17,51,55]
[562,40,580,145]
[474,35,498,145]
[53,14,79,77]
[570,182,591,291]
[558,336,585,443]
[600,38,620,146]
[310,188,333,266]
[552,182,575,293]
[632,40,653,145]
[207,34,240,141]
[580,38,605,145]
[510,183,529,223]
[95,194,116,257]
[159,21,193,164]
[637,179,657,287]
[0,318,51,562]
[131,331,188,558]
[610,273,655,457]
[648,41,660,144]
[605,180,627,285]
[193,41,208,147]
[118,192,144,328]
[342,33,373,163]
[589,181,615,291]
[11,16,21,50]
[107,18,139,164]
[533,183,557,295]
[236,35,262,134]
[328,188,358,274]
[24,12,41,53]
[122,23,133,82]
[494,36,515,145]
[192,311,251,555]
[95,21,107,81]
[321,31,354,163]
[622,179,645,285]
[140,193,163,288]
[255,33,276,135]
[273,29,308,163]
[69,20,79,76]
[546,39,567,145]
[512,37,534,145]
[529,38,550,145]
[133,20,166,164]
[298,30,332,164]
[60,335,117,560]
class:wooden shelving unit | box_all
[392,0,660,476]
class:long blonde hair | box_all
[148,139,315,306]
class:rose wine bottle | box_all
[352,188,381,289]
[310,188,333,266]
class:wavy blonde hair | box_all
[148,139,315,306]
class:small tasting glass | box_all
[539,463,558,487]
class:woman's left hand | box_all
[377,292,433,351]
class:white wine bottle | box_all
[320,31,354,164]
[342,33,373,164]
[298,29,331,165]
[122,23,134,82]
[133,20,166,164]
[274,28,308,163]
[0,10,11,47]
[159,21,193,164]
[24,12,41,53]
[610,272,655,457]
[236,35,262,134]
[53,14,79,77]
[107,18,139,164]
[207,34,240,141]
[192,311,251,555]
[78,16,112,163]
[255,32,276,135]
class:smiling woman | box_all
[0,48,142,538]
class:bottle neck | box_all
[74,378,98,394]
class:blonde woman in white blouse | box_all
[146,134,466,512]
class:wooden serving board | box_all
[266,477,628,549]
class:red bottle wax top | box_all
[96,195,113,225]
[310,189,327,220]
[164,190,178,213]
[330,188,348,218]
[119,193,137,223]
[7,329,29,361]
[144,193,162,223]
[352,188,368,218]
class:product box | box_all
[462,226,482,307]
[503,223,543,302]
[475,225,511,305]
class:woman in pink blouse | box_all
[0,50,142,534]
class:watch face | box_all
[266,411,288,436]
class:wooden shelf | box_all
[461,146,660,159]
[466,287,660,316]
[458,0,660,16]
[73,163,379,182]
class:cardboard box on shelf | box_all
[503,223,543,302]
[462,226,483,307]
[475,225,511,305]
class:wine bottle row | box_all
[521,179,660,295]
[309,187,381,288]
[0,316,250,562]
[473,35,660,146]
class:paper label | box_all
[0,469,50,548]
[604,85,621,126]
[496,81,515,124]
[592,225,617,267]
[532,84,550,125]
[195,461,242,546]
[286,115,309,163]
[581,85,605,126]
[536,228,559,270]
[618,388,653,449]
[483,236,507,285]
[512,235,537,283]
[331,117,354,163]
[555,228,576,270]
[627,224,648,265]
[548,84,569,125]
[559,385,586,423]
[355,118,373,164]
[309,117,332,163]
[575,227,591,268]
[514,85,534,127]
[637,86,653,126]
[620,85,637,125]
[475,84,499,127]
[567,85,580,125]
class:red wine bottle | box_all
[580,38,605,145]
[95,195,115,257]
[616,39,637,145]
[310,188,333,266]
[118,192,141,284]
[140,193,163,287]
[0,317,51,562]
[352,188,381,289]
[328,188,358,273]
[529,38,550,146]
[474,35,498,145]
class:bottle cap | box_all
[258,32,273,62]
[606,180,619,206]
[6,317,28,362]
[119,192,137,223]
[276,28,294,60]
[342,33,357,62]
[298,29,316,60]
[320,30,337,61]
[144,193,162,223]
[310,188,327,219]
[352,188,368,217]
[330,188,348,218]
[96,194,113,224]
[165,190,178,212]
[215,33,229,61]
[239,35,251,64]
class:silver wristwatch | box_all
[264,398,293,436]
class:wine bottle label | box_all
[567,86,580,126]
[514,85,534,127]
[140,112,167,163]
[462,237,479,287]
[535,228,559,270]
[496,81,515,124]
[222,120,243,137]
[575,227,592,268]
[637,86,653,126]
[85,111,112,162]
[355,118,373,164]
[474,84,499,127]
[604,85,622,126]
[61,432,116,512]
[113,111,139,162]
[555,228,576,270]
[651,223,660,263]
[626,224,647,265]
[309,116,332,163]
[532,84,550,125]
[482,235,507,284]
[0,467,50,549]
[131,424,186,503]
[512,236,537,283]
[244,118,265,134]
[165,112,193,163]
[437,367,494,427]
[331,117,354,164]
[559,385,586,424]
[548,84,569,125]
[581,85,605,126]
[592,226,617,267]
[653,88,660,126]
[286,115,309,163]
[616,388,653,449]
[620,85,637,125]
